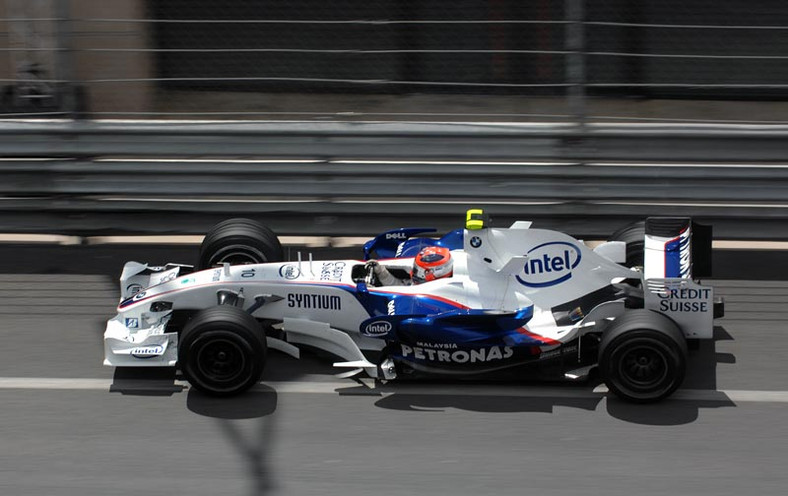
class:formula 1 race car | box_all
[104,211,724,403]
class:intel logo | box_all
[131,345,164,358]
[363,321,392,336]
[515,241,581,288]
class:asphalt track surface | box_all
[0,244,787,496]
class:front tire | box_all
[179,306,267,396]
[198,218,284,270]
[599,309,687,403]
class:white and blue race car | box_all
[104,211,723,403]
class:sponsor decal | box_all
[241,268,256,278]
[539,345,577,361]
[657,286,711,313]
[125,318,139,329]
[120,291,147,308]
[287,293,342,310]
[417,342,457,349]
[279,264,301,280]
[678,228,691,277]
[665,228,691,278]
[386,232,408,240]
[363,320,392,336]
[387,299,396,316]
[131,344,164,358]
[179,277,195,285]
[401,343,514,363]
[212,269,222,282]
[515,242,582,288]
[470,236,482,248]
[320,262,346,282]
[569,306,584,322]
[159,272,176,284]
[126,283,143,296]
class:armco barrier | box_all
[0,121,787,239]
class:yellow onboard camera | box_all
[465,209,486,230]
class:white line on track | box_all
[592,162,788,169]
[1,377,787,403]
[95,158,325,164]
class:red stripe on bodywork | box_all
[516,326,561,346]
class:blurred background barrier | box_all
[0,1,786,240]
[0,120,787,239]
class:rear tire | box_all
[599,309,687,403]
[610,220,646,269]
[179,306,267,396]
[198,218,284,270]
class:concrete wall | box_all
[1,0,154,114]
[70,0,154,113]
[2,0,786,118]
[1,1,58,87]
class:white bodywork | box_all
[104,221,718,373]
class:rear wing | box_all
[644,217,713,280]
[643,218,722,337]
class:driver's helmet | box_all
[412,246,453,284]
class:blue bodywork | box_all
[359,226,593,377]
[355,288,555,373]
[359,306,538,345]
[363,228,464,260]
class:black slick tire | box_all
[599,309,687,403]
[179,306,267,396]
[198,218,284,270]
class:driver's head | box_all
[412,246,453,284]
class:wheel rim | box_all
[618,344,668,389]
[194,337,246,384]
[210,244,266,266]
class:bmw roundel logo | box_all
[279,264,301,280]
[126,283,143,296]
[470,236,482,248]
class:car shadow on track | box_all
[187,387,280,496]
[109,367,185,395]
[109,369,282,495]
[107,327,736,426]
[107,348,329,397]
[340,326,737,426]
[371,390,602,414]
[362,386,733,427]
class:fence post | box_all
[54,0,76,118]
[565,0,587,132]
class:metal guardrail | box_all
[2,121,788,160]
[0,121,787,240]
